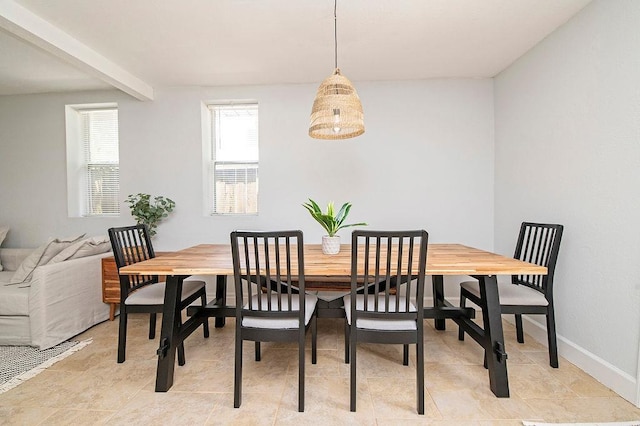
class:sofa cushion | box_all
[49,236,111,264]
[9,234,85,285]
[0,270,14,284]
[0,225,8,271]
[0,278,30,315]
[0,249,35,273]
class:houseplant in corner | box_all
[302,198,367,255]
[125,193,176,238]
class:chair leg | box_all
[458,292,466,341]
[546,308,559,368]
[175,314,187,366]
[117,305,128,363]
[149,313,157,339]
[298,329,305,412]
[311,315,317,365]
[178,343,186,366]
[344,319,350,364]
[349,324,357,412]
[515,314,524,343]
[403,344,409,366]
[201,292,210,338]
[234,330,243,408]
[416,340,425,415]
[255,342,261,361]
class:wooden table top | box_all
[119,243,547,278]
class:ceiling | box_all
[0,0,592,99]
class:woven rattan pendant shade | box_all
[309,68,364,139]
[308,0,364,140]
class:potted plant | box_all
[125,193,176,237]
[302,198,367,254]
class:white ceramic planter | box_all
[321,235,341,255]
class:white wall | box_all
[0,79,494,267]
[494,0,640,403]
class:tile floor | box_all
[1,314,639,425]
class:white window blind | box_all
[80,108,120,216]
[209,103,259,215]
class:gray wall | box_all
[0,78,494,296]
[494,0,640,402]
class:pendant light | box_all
[309,0,364,140]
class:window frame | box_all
[65,102,120,218]
[205,101,259,216]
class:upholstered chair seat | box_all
[242,293,318,329]
[344,294,417,330]
[459,280,549,306]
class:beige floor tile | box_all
[425,363,497,400]
[505,332,548,353]
[1,316,639,425]
[423,334,469,365]
[524,350,619,397]
[39,408,115,425]
[507,363,577,399]
[107,390,219,425]
[0,405,58,425]
[182,327,236,361]
[0,369,85,408]
[287,348,344,378]
[276,375,377,425]
[524,396,640,422]
[205,392,280,425]
[368,377,441,420]
[436,331,486,365]
[337,343,417,380]
[168,359,235,393]
[378,421,478,426]
[476,395,541,420]
[429,389,496,420]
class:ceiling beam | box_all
[0,0,154,100]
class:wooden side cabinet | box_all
[101,253,170,321]
[101,256,120,321]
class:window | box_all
[208,103,259,215]
[66,104,120,217]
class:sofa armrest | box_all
[28,252,111,349]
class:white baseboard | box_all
[516,315,639,407]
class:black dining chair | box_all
[458,222,563,367]
[230,230,317,412]
[344,229,429,414]
[108,224,209,364]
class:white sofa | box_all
[0,246,111,349]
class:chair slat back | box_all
[231,230,305,322]
[108,225,158,298]
[350,230,429,321]
[512,222,563,296]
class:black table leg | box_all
[477,275,509,397]
[215,274,227,328]
[432,275,446,330]
[155,275,183,392]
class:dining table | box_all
[119,243,547,398]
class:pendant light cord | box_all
[334,0,338,69]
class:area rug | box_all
[0,339,92,394]
[523,422,640,426]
